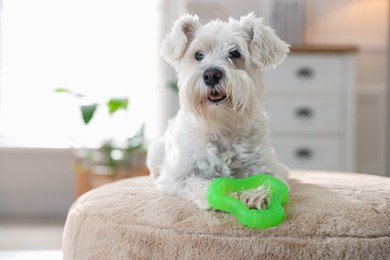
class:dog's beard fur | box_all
[178,65,263,133]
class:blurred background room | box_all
[0,0,389,258]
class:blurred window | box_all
[0,0,158,148]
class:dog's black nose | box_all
[203,68,223,87]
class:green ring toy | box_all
[207,174,288,229]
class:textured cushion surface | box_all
[63,170,390,259]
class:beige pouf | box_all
[62,170,390,259]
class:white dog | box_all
[147,13,289,210]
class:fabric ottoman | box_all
[62,170,390,259]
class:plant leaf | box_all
[107,98,128,114]
[81,104,97,124]
[54,88,85,98]
[53,88,70,93]
[169,82,178,93]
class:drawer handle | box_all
[295,148,313,160]
[295,107,313,119]
[296,67,314,78]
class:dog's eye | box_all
[229,49,241,59]
[195,52,204,61]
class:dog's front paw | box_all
[192,198,212,210]
[229,186,269,210]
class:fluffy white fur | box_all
[147,13,289,209]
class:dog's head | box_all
[161,13,289,128]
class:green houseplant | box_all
[55,88,148,197]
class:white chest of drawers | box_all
[263,46,357,172]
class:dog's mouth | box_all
[207,91,227,104]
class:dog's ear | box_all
[240,13,290,69]
[161,14,201,67]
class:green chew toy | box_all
[207,174,288,229]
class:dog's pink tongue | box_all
[210,93,224,99]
